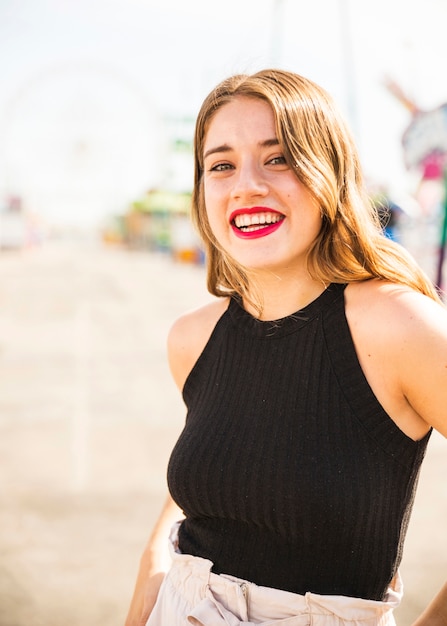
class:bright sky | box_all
[0,0,446,225]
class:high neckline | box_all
[227,283,346,338]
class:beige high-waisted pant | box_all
[146,523,403,626]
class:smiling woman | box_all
[125,69,447,626]
[200,96,323,291]
[192,71,440,318]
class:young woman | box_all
[125,69,447,626]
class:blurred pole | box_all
[338,0,360,141]
[436,171,447,294]
[271,0,285,65]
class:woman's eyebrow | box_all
[203,138,279,160]
[261,138,280,148]
[203,144,231,160]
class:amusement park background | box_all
[0,0,447,624]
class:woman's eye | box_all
[210,162,233,172]
[268,155,287,165]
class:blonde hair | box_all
[192,69,441,309]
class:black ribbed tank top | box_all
[167,283,431,600]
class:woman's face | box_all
[202,96,322,276]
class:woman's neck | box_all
[242,270,327,321]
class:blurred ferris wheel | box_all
[0,60,167,226]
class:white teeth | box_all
[234,212,282,229]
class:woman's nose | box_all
[230,164,268,200]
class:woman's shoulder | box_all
[345,279,447,439]
[167,297,230,391]
[345,278,446,334]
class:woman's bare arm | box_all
[412,582,447,625]
[124,495,183,626]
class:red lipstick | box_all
[230,207,285,240]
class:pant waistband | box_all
[167,523,403,625]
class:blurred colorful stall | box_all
[102,188,204,265]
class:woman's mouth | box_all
[230,208,285,239]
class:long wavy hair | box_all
[191,69,441,310]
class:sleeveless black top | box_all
[167,283,431,601]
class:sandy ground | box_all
[0,239,445,625]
